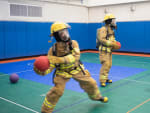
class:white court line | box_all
[40,94,46,97]
[0,69,33,77]
[92,73,150,85]
[0,74,8,77]
[122,79,150,85]
[13,69,33,74]
[0,97,39,113]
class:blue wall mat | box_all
[15,22,27,57]
[0,61,146,93]
[69,23,89,50]
[26,22,51,56]
[0,22,5,59]
[145,22,150,52]
[36,23,52,54]
[88,21,150,53]
[88,23,103,49]
[116,21,146,52]
[1,21,150,59]
[0,22,90,59]
[4,22,18,58]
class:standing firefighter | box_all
[34,21,108,113]
[96,14,121,87]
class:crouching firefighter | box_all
[34,21,108,113]
[96,14,118,87]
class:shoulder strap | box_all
[68,40,73,50]
[52,43,57,56]
[105,26,109,40]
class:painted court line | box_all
[0,74,7,77]
[110,75,150,85]
[127,98,150,113]
[11,69,33,74]
[0,97,39,113]
[54,78,131,112]
[120,78,150,85]
[54,73,150,113]
[109,76,150,85]
[0,69,33,77]
[92,74,150,85]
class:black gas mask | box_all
[110,18,117,29]
[53,28,70,42]
[105,19,117,29]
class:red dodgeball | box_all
[113,41,121,50]
[34,56,50,72]
[116,41,121,49]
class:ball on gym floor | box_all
[34,56,50,72]
[9,73,19,83]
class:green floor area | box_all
[80,53,150,69]
[0,53,150,113]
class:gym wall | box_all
[88,1,150,53]
[0,0,150,59]
[0,0,88,59]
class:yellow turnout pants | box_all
[41,70,102,113]
[99,51,112,83]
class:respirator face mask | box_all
[58,29,70,42]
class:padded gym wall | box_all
[0,0,88,59]
[1,0,150,59]
[88,1,150,53]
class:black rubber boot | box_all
[99,96,108,103]
[106,79,112,83]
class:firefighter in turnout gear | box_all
[34,21,108,113]
[97,14,118,87]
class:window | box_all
[10,4,27,16]
[28,6,42,17]
[10,4,42,17]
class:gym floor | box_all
[0,52,150,113]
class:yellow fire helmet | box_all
[104,14,115,21]
[50,21,70,37]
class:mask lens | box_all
[111,19,116,26]
[58,29,70,41]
